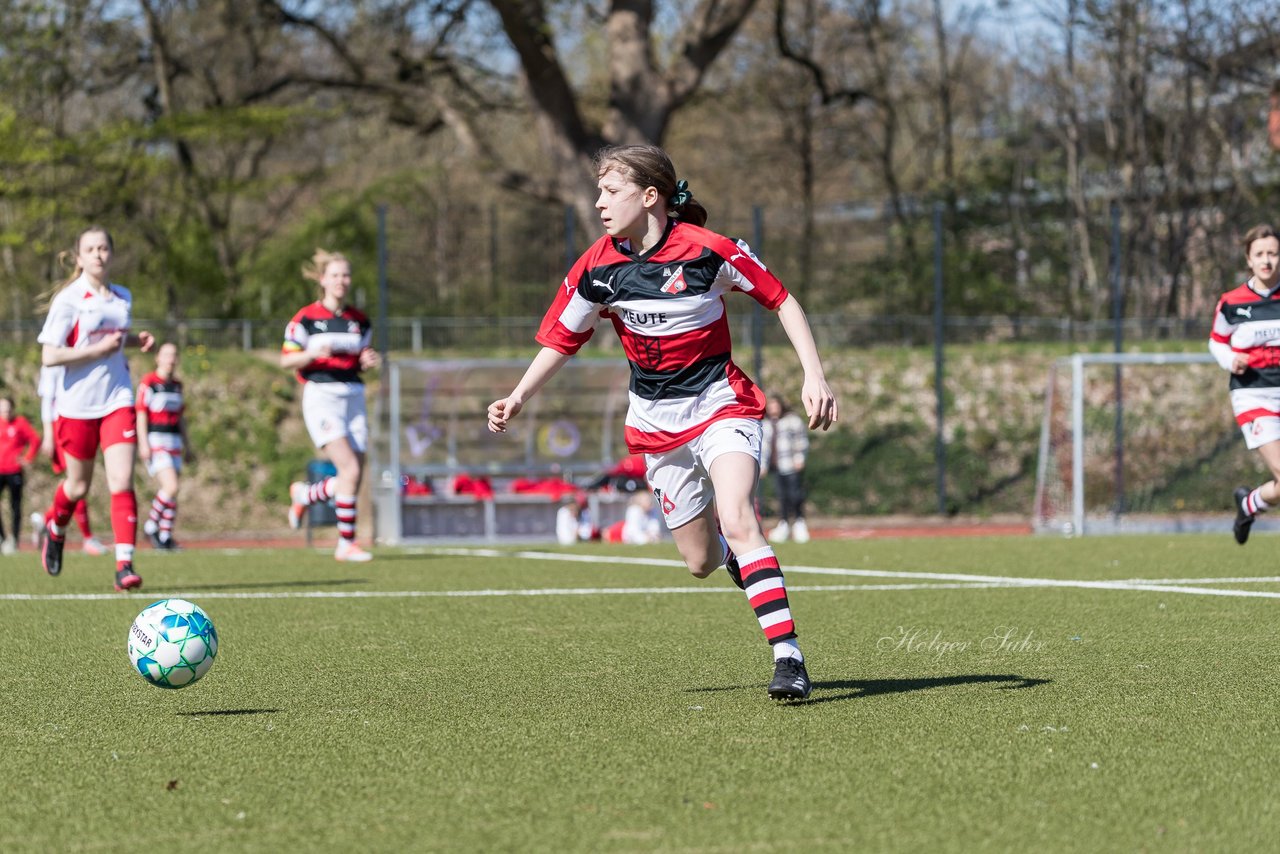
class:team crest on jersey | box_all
[660,266,687,294]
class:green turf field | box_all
[2,535,1277,852]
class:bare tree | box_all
[256,0,766,226]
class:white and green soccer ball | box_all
[127,598,218,689]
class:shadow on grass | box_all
[175,709,281,717]
[158,578,369,592]
[689,674,1051,706]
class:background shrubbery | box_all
[4,339,1259,537]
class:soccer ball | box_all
[127,598,218,689]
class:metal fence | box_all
[0,314,1212,352]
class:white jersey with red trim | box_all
[535,220,788,454]
[36,276,135,419]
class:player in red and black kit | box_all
[137,342,192,550]
[1210,223,1280,544]
[282,249,380,562]
[488,144,838,701]
[0,396,40,555]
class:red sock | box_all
[73,500,92,538]
[49,483,76,537]
[110,490,137,548]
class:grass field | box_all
[2,534,1278,852]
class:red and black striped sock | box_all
[305,477,336,506]
[737,546,796,643]
[335,494,357,542]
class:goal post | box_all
[1034,351,1261,536]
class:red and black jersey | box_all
[282,302,372,384]
[1210,281,1280,389]
[135,372,184,435]
[536,220,788,454]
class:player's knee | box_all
[62,481,89,502]
[687,557,718,579]
[716,506,758,544]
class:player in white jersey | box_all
[488,144,838,701]
[35,227,154,590]
[32,366,107,556]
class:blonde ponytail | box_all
[301,248,350,284]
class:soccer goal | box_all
[1033,351,1265,535]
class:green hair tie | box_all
[669,179,691,208]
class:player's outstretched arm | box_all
[487,347,573,433]
[775,294,838,431]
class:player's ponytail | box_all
[593,144,709,228]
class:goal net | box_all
[1034,352,1261,535]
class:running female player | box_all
[1211,223,1280,543]
[488,145,838,700]
[36,226,154,590]
[137,342,192,550]
[282,249,380,562]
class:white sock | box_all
[772,639,803,662]
[1246,488,1272,516]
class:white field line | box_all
[0,582,1013,602]
[421,548,1280,600]
[3,549,1279,602]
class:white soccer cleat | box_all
[334,540,373,563]
[0,537,15,556]
[767,521,790,543]
[791,518,810,544]
[287,481,307,530]
[82,537,108,556]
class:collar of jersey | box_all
[612,218,675,263]
[1248,277,1280,299]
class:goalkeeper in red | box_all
[1210,223,1280,544]
[487,144,838,701]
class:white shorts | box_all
[1230,387,1280,450]
[645,417,762,529]
[146,447,183,477]
[302,381,369,453]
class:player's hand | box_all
[41,435,54,458]
[97,330,126,355]
[487,397,523,433]
[1232,354,1249,375]
[359,348,382,370]
[801,377,838,431]
[137,331,155,352]
[310,343,333,360]
[137,443,151,462]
